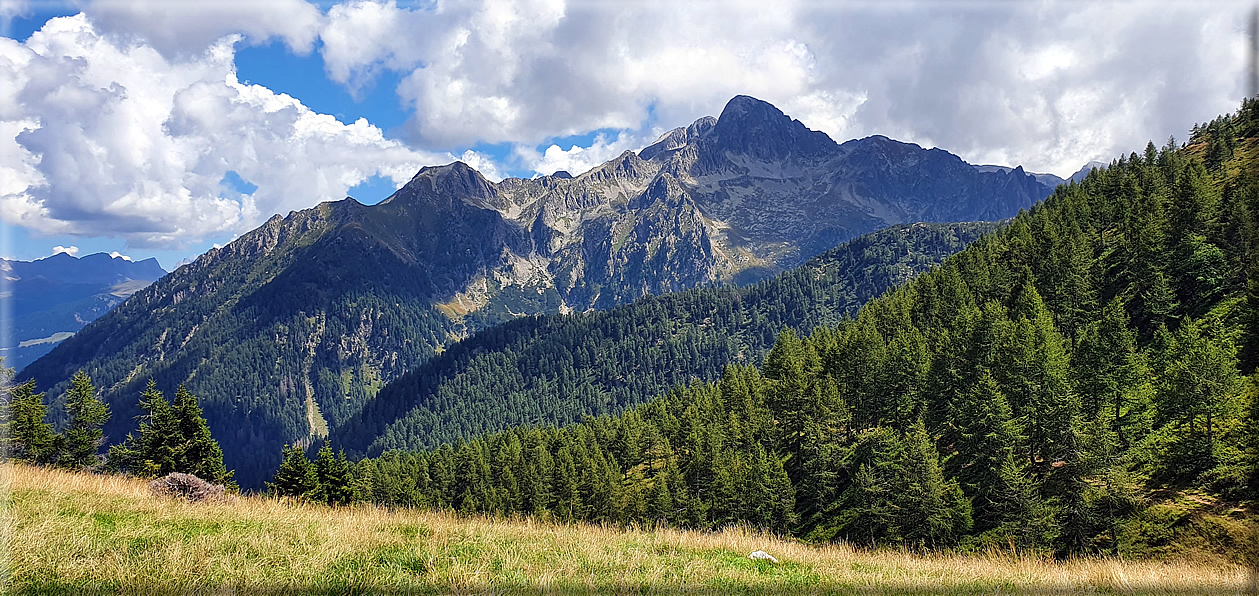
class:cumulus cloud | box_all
[317,0,1248,177]
[0,14,447,248]
[51,245,77,256]
[520,132,648,177]
[108,250,131,261]
[80,0,323,57]
[2,0,1252,255]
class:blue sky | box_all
[0,0,1251,270]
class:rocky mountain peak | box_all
[383,161,501,211]
[686,115,717,138]
[640,116,720,161]
[705,95,836,161]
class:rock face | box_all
[19,95,1056,487]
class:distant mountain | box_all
[1069,160,1110,183]
[20,95,1056,487]
[2,253,165,371]
[974,164,1066,189]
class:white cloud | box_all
[317,0,1248,177]
[2,0,1252,257]
[456,150,506,182]
[521,132,647,177]
[80,0,324,57]
[51,245,77,256]
[0,0,29,19]
[108,250,131,261]
[0,14,447,248]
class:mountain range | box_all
[20,95,1060,486]
[2,253,165,371]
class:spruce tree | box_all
[5,380,58,464]
[172,385,233,484]
[763,328,821,482]
[269,444,318,499]
[898,419,972,547]
[997,282,1077,467]
[104,383,232,485]
[107,382,181,477]
[59,372,110,470]
[313,444,355,506]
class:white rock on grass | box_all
[748,550,779,563]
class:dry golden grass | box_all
[3,463,1254,594]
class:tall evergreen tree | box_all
[1073,298,1152,447]
[1155,322,1242,468]
[59,372,110,470]
[172,385,233,484]
[4,380,57,464]
[950,373,1024,530]
[107,382,185,477]
[313,444,355,506]
[269,444,318,499]
[104,382,233,484]
[997,282,1076,467]
[898,420,972,548]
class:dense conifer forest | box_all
[334,99,1259,555]
[332,221,995,457]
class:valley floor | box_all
[4,464,1255,595]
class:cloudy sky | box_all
[0,0,1251,269]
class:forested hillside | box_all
[346,99,1259,555]
[18,95,1051,489]
[334,222,995,457]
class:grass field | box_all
[4,463,1257,595]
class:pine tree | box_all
[269,444,318,499]
[59,371,110,470]
[5,380,58,464]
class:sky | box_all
[0,0,1252,270]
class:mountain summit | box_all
[21,95,1058,486]
[704,95,836,161]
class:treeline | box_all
[314,99,1259,554]
[4,371,234,486]
[334,222,995,458]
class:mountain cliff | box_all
[20,95,1055,486]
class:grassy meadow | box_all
[4,463,1257,595]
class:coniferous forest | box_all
[333,221,996,459]
[326,99,1259,555]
